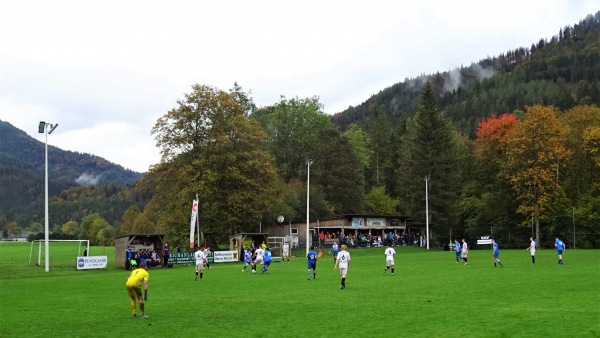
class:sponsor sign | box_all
[367,218,386,227]
[213,251,238,263]
[169,252,216,264]
[351,218,364,227]
[477,236,493,245]
[77,256,108,270]
[169,252,195,264]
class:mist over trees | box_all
[3,12,600,248]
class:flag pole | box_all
[196,193,200,248]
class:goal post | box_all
[29,240,90,268]
[267,236,285,261]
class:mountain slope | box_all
[0,120,143,223]
[332,12,600,134]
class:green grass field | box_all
[0,242,598,337]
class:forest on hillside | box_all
[2,12,600,249]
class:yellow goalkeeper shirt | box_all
[126,269,149,287]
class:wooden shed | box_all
[114,233,166,269]
[229,233,269,261]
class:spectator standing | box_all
[334,244,351,289]
[162,243,170,267]
[525,237,536,264]
[204,246,212,269]
[125,247,132,270]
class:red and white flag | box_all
[189,199,198,248]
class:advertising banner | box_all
[367,218,386,227]
[351,218,364,227]
[77,256,108,270]
[213,251,238,263]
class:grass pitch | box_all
[0,242,598,337]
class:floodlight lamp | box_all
[38,121,46,133]
[48,124,58,134]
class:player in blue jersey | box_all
[330,242,339,265]
[491,239,504,267]
[262,247,272,274]
[242,248,253,272]
[307,246,318,280]
[454,239,461,263]
[555,237,566,264]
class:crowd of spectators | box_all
[317,230,425,248]
[126,247,162,269]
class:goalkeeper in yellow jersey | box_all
[125,262,150,318]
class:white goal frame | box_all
[29,239,90,266]
[267,236,285,261]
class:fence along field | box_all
[0,242,598,337]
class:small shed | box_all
[229,233,269,261]
[114,233,166,269]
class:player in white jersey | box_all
[282,242,290,263]
[525,237,536,264]
[461,239,469,265]
[383,243,396,275]
[334,244,351,289]
[194,246,208,281]
[252,247,265,273]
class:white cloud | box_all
[1,0,599,172]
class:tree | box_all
[252,96,333,182]
[561,105,600,200]
[504,105,571,241]
[364,186,400,214]
[143,84,280,245]
[313,126,364,214]
[61,220,78,235]
[365,104,394,187]
[120,205,141,234]
[399,82,463,241]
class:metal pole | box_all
[572,207,576,250]
[425,176,429,250]
[306,160,312,255]
[44,125,50,272]
[196,194,200,247]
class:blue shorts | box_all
[263,260,271,267]
[557,250,563,255]
[493,253,499,259]
[308,262,317,270]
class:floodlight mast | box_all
[306,159,313,255]
[39,122,58,272]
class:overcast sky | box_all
[1,0,599,173]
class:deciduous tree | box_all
[504,105,570,241]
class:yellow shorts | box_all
[126,285,142,298]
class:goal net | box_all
[29,240,90,269]
[267,236,285,261]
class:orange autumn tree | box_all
[504,105,571,241]
[474,113,518,178]
[464,113,519,231]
